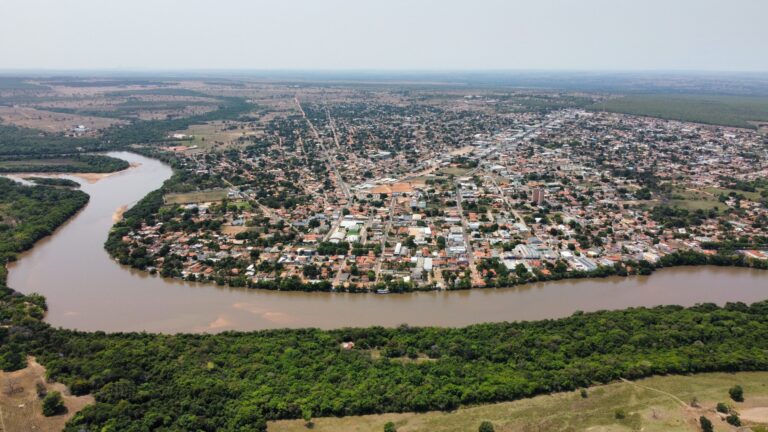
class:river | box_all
[7,151,768,333]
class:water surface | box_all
[8,152,768,333]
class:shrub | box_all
[384,421,396,432]
[716,402,730,414]
[726,414,741,426]
[729,385,744,402]
[479,421,495,432]
[35,381,47,399]
[699,416,713,432]
[41,391,65,416]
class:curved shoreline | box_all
[6,151,768,334]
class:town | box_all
[109,87,768,292]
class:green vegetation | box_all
[0,154,129,173]
[0,95,251,158]
[5,301,768,431]
[0,177,88,370]
[478,420,494,432]
[42,391,66,416]
[0,123,105,156]
[0,177,89,263]
[726,413,742,426]
[699,416,713,432]
[100,96,252,146]
[3,171,768,431]
[716,402,730,414]
[25,177,80,188]
[270,372,768,432]
[164,188,229,204]
[591,94,768,129]
[730,384,744,402]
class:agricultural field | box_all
[591,94,768,129]
[270,372,768,432]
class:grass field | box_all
[664,186,726,212]
[704,187,764,202]
[436,167,472,176]
[172,121,260,150]
[591,94,768,129]
[164,188,229,204]
[270,372,768,432]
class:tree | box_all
[478,421,494,432]
[42,391,65,416]
[699,416,713,432]
[0,345,26,371]
[384,421,396,432]
[302,406,313,428]
[716,402,730,414]
[729,385,744,402]
[725,414,741,426]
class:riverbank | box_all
[3,154,768,432]
[4,151,767,333]
[103,161,767,295]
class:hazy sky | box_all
[1,0,766,71]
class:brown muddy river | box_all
[7,152,768,334]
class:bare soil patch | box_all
[0,357,94,432]
[0,106,125,133]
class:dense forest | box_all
[24,177,80,188]
[10,295,768,431]
[0,177,89,262]
[0,177,88,372]
[0,124,105,156]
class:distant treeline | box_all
[590,94,768,129]
[0,124,105,156]
[0,96,252,157]
[0,154,129,173]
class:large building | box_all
[532,188,545,205]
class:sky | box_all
[1,0,767,72]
